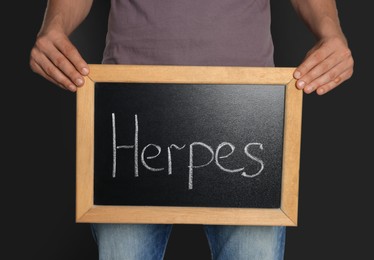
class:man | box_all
[30,0,353,259]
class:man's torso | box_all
[103,0,273,66]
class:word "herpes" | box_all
[111,113,265,190]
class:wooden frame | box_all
[76,65,303,226]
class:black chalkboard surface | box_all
[76,65,302,225]
[94,83,285,208]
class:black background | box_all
[3,0,372,259]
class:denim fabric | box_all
[91,224,285,260]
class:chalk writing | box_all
[168,144,186,175]
[112,113,265,190]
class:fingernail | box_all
[82,67,89,75]
[305,86,313,93]
[68,85,76,91]
[294,71,301,79]
[76,78,84,86]
[317,88,325,95]
[297,80,305,89]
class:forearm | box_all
[39,0,93,36]
[290,0,346,42]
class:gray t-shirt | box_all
[102,0,274,66]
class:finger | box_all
[33,49,77,92]
[294,47,332,81]
[315,70,353,95]
[303,58,353,94]
[297,50,353,93]
[54,37,89,76]
[296,52,343,90]
[38,38,86,88]
[31,48,70,90]
[45,45,86,88]
[30,59,68,90]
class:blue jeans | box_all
[91,224,285,260]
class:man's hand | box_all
[290,0,354,95]
[30,0,93,92]
[30,30,89,92]
[293,35,354,95]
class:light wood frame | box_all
[76,65,303,226]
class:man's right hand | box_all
[30,30,89,92]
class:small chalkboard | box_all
[76,65,303,226]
